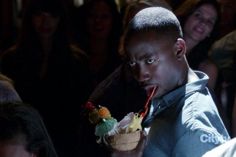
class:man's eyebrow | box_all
[138,53,154,60]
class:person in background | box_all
[175,0,220,91]
[75,0,122,89]
[0,74,21,103]
[109,6,229,157]
[0,0,91,156]
[0,102,58,157]
[209,29,236,136]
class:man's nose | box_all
[136,66,150,82]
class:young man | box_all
[110,7,230,157]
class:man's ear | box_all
[174,38,186,59]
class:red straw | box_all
[140,86,157,117]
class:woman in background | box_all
[175,0,220,91]
[75,0,122,89]
[0,0,91,156]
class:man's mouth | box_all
[141,84,156,91]
[142,85,158,97]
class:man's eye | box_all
[193,11,201,17]
[146,58,155,64]
[128,61,136,67]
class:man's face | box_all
[126,31,182,98]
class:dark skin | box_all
[111,30,199,156]
[126,31,190,98]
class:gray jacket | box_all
[143,71,230,157]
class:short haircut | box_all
[119,7,183,57]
